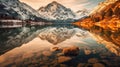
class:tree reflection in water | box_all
[0,24,120,67]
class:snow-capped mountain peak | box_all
[38,1,66,12]
[38,1,76,20]
[75,8,89,19]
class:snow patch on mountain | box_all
[38,1,76,20]
[0,0,42,20]
[75,9,89,19]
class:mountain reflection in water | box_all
[0,24,120,67]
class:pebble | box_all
[84,49,92,55]
[62,46,79,56]
[88,58,99,64]
[58,56,72,63]
[93,63,105,67]
[77,63,85,67]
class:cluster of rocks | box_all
[62,46,80,56]
[77,58,105,67]
[50,46,80,56]
[1,45,120,67]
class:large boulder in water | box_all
[62,46,80,56]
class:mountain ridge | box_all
[0,0,46,21]
[38,1,76,20]
[74,0,120,29]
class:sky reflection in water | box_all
[0,24,120,67]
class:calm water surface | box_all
[0,24,120,67]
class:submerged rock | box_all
[93,63,105,67]
[62,46,80,56]
[50,47,61,52]
[58,56,72,63]
[84,63,93,67]
[88,58,99,64]
[84,49,92,55]
[77,63,85,67]
[42,51,52,57]
[60,64,68,67]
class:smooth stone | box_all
[60,64,68,67]
[62,46,79,56]
[93,63,105,67]
[84,63,93,67]
[88,58,99,64]
[77,63,85,67]
[58,56,72,63]
[84,49,92,55]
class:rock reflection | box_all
[83,25,120,56]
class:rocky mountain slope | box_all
[38,1,76,20]
[73,0,120,55]
[0,0,44,21]
[90,0,120,22]
[76,9,89,19]
[74,0,120,30]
